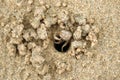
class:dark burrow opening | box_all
[54,40,70,52]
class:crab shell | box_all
[59,30,72,41]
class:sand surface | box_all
[0,0,120,80]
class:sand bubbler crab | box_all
[53,30,72,52]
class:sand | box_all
[0,0,120,80]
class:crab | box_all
[54,30,72,52]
